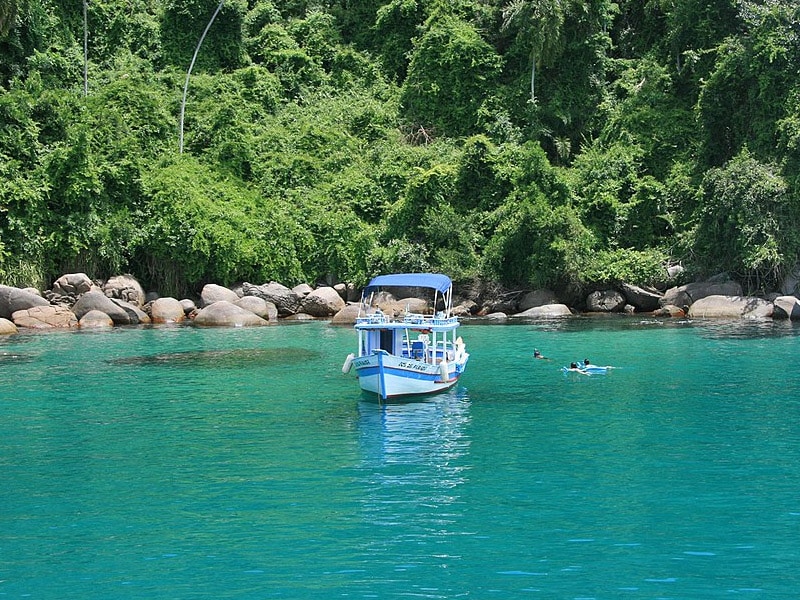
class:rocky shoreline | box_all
[2,271,800,335]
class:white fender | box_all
[439,360,449,381]
[454,337,466,363]
[342,353,355,374]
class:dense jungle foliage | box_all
[1,0,799,299]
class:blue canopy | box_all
[364,273,452,294]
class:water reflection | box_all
[354,389,472,569]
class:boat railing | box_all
[402,313,427,325]
[357,311,459,328]
[403,313,459,326]
[356,312,390,325]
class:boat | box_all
[342,273,469,401]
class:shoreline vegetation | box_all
[2,3,800,312]
[3,270,800,336]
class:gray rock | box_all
[687,295,773,319]
[103,274,146,307]
[621,283,662,312]
[200,283,239,307]
[330,303,363,325]
[180,299,197,314]
[79,310,114,328]
[772,296,800,320]
[242,282,301,315]
[52,272,93,296]
[292,283,314,297]
[513,304,573,318]
[0,285,50,318]
[388,297,429,317]
[234,296,277,321]
[111,299,150,324]
[300,287,345,317]
[72,290,134,325]
[652,304,686,317]
[661,280,742,308]
[151,297,186,323]
[12,305,78,328]
[781,263,800,296]
[193,301,269,327]
[333,283,348,301]
[518,289,560,311]
[0,317,18,334]
[483,311,508,320]
[345,283,360,303]
[586,290,626,312]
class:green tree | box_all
[161,0,247,71]
[693,149,798,292]
[400,14,502,137]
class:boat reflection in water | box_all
[354,389,472,572]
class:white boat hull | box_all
[353,351,468,399]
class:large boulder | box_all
[513,304,573,318]
[0,317,18,334]
[72,290,136,325]
[330,303,363,325]
[235,296,277,321]
[0,285,50,318]
[200,283,239,307]
[103,275,146,307]
[586,290,626,312]
[333,283,348,301]
[180,299,197,315]
[386,296,429,317]
[661,279,742,309]
[780,263,800,295]
[518,289,560,311]
[621,283,662,312]
[52,272,94,297]
[687,295,773,319]
[150,297,186,323]
[193,301,269,327]
[12,305,78,329]
[112,299,150,324]
[79,310,114,328]
[242,282,301,315]
[292,283,314,298]
[772,296,800,320]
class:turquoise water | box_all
[2,318,799,599]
